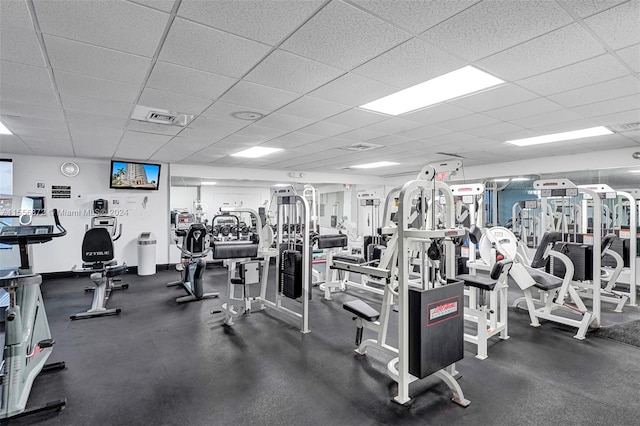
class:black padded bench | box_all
[317,234,348,249]
[343,299,380,322]
[458,259,511,291]
[212,241,259,260]
[332,254,365,264]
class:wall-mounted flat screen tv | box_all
[110,160,160,190]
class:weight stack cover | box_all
[280,249,303,299]
[409,280,464,379]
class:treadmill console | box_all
[0,225,54,236]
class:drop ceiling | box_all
[0,0,639,178]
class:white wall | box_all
[5,154,170,273]
[170,186,198,211]
[200,185,270,216]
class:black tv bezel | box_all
[109,160,161,191]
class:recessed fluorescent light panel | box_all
[351,161,399,169]
[273,183,290,187]
[359,66,503,116]
[201,181,217,185]
[0,121,12,135]
[630,170,640,174]
[231,147,282,158]
[505,126,613,147]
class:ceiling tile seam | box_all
[124,0,175,14]
[565,92,640,111]
[0,58,48,69]
[165,0,340,162]
[342,0,482,37]
[25,0,75,156]
[556,2,640,79]
[113,0,185,160]
[38,32,157,61]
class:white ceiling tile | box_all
[264,137,311,150]
[401,103,472,124]
[159,17,270,78]
[253,113,314,133]
[234,125,288,141]
[526,118,598,134]
[138,87,212,115]
[323,108,388,127]
[303,137,352,150]
[448,84,538,113]
[0,0,33,30]
[561,0,626,18]
[178,0,323,45]
[0,134,33,155]
[310,73,397,106]
[267,131,324,145]
[147,61,236,100]
[396,125,452,140]
[11,126,69,141]
[590,109,640,126]
[60,93,132,119]
[422,0,573,61]
[128,0,176,13]
[55,71,139,103]
[1,115,67,133]
[0,101,64,121]
[69,124,122,146]
[572,94,640,118]
[616,43,640,72]
[462,122,527,138]
[219,81,300,113]
[180,149,225,164]
[0,85,58,108]
[297,121,352,138]
[350,0,478,34]
[364,134,415,146]
[549,75,640,108]
[352,37,465,89]
[23,139,74,156]
[334,128,387,142]
[34,0,169,57]
[0,61,52,92]
[363,117,424,134]
[276,96,350,121]
[435,114,502,132]
[584,1,640,50]
[65,110,129,130]
[511,109,584,129]
[477,23,606,81]
[280,0,411,70]
[44,35,151,85]
[115,130,173,159]
[74,141,118,159]
[180,116,246,141]
[201,101,269,121]
[484,98,565,121]
[517,54,630,96]
[0,25,45,66]
[245,50,344,94]
[127,120,184,136]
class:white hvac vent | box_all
[340,142,382,152]
[608,122,640,133]
[131,105,193,127]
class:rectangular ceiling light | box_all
[505,126,613,147]
[201,181,217,185]
[231,146,282,158]
[359,66,504,116]
[351,161,399,169]
[273,183,290,187]
[0,121,12,135]
[630,170,640,174]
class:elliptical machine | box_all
[70,214,128,320]
[0,206,67,420]
[167,223,219,303]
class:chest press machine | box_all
[341,166,470,406]
[216,189,311,333]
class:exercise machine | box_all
[70,215,128,320]
[167,223,219,303]
[0,205,66,420]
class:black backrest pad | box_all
[212,240,258,259]
[531,232,561,268]
[468,224,482,245]
[82,227,114,262]
[185,223,207,254]
[317,234,348,249]
[490,259,512,280]
[601,234,617,255]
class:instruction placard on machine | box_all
[51,185,71,199]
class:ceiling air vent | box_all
[340,142,382,152]
[131,105,193,127]
[607,122,640,133]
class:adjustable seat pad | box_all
[343,299,380,322]
[333,254,365,264]
[458,259,511,291]
[525,266,563,290]
[317,234,348,249]
[105,264,127,277]
[212,240,258,259]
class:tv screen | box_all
[110,160,160,190]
